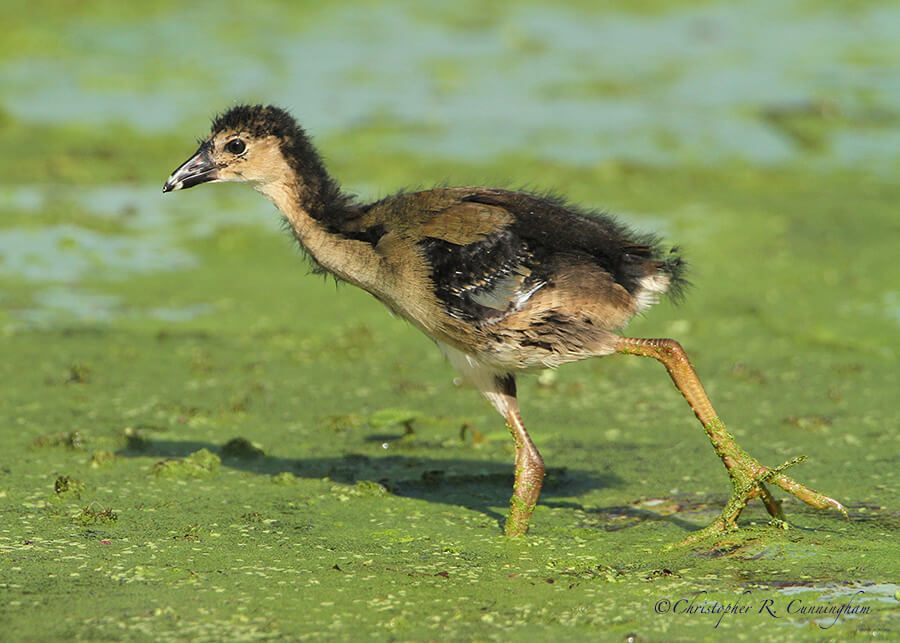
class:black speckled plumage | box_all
[463,191,685,299]
[419,228,537,324]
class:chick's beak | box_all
[163,145,219,193]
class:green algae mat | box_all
[1,1,898,640]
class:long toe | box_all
[678,457,847,547]
[768,470,848,518]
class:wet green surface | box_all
[1,1,898,640]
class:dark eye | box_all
[225,139,246,155]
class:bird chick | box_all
[164,104,846,543]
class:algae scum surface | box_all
[1,1,899,640]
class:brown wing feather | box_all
[418,201,513,245]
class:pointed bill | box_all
[162,144,220,193]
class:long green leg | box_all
[503,401,545,536]
[482,376,545,537]
[615,337,847,544]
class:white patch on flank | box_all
[633,273,671,313]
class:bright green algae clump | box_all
[150,448,222,479]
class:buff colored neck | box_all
[255,176,383,292]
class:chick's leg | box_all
[615,337,846,544]
[482,376,545,537]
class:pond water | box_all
[2,1,897,325]
[2,1,898,167]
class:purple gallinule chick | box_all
[164,104,846,542]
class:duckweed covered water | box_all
[1,1,898,640]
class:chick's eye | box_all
[225,139,246,155]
